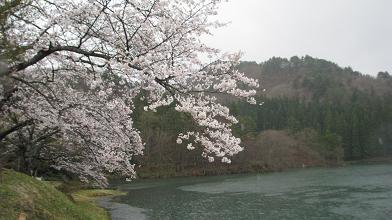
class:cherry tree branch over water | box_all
[0,0,260,187]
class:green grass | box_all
[0,169,124,220]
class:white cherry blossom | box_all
[1,0,259,186]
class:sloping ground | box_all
[241,130,339,170]
[0,169,120,220]
[237,57,392,100]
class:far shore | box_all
[122,156,392,181]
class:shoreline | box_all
[132,156,392,181]
[345,156,392,165]
[98,196,147,220]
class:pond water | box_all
[101,164,392,220]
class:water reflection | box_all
[105,164,392,220]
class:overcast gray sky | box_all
[204,0,392,76]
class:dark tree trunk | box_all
[0,120,33,142]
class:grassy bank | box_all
[0,169,124,220]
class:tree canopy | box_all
[0,0,259,186]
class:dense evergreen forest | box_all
[133,56,392,178]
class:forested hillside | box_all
[134,56,392,178]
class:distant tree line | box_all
[230,92,392,160]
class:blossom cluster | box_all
[1,0,260,186]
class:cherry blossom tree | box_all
[0,0,259,186]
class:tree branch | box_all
[0,119,34,142]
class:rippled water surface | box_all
[104,164,392,220]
